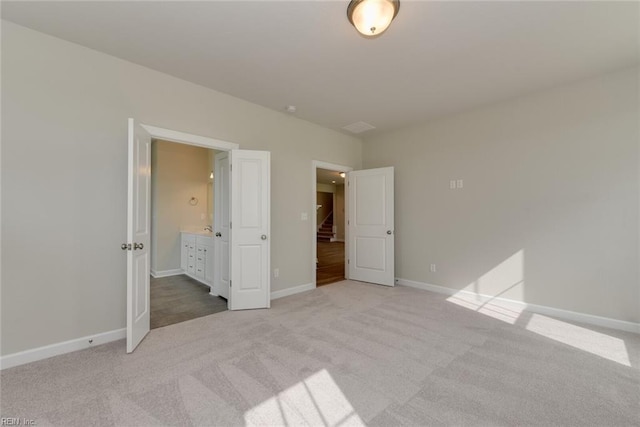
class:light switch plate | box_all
[301,212,308,221]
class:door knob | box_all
[215,232,222,237]
[386,230,393,235]
[121,243,131,250]
[261,235,267,240]
[134,242,144,250]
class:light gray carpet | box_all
[1,280,638,426]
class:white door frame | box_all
[311,160,353,288]
[141,124,239,152]
[138,123,238,308]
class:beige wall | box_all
[1,22,362,355]
[364,67,640,323]
[151,141,211,273]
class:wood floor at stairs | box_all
[316,241,345,286]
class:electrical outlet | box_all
[449,180,456,189]
[273,268,279,278]
[301,212,308,221]
[430,264,436,272]
[456,179,464,189]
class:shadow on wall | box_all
[445,249,639,368]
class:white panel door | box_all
[213,151,230,299]
[229,150,270,310]
[126,118,151,353]
[348,167,394,286]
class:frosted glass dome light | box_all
[347,0,400,38]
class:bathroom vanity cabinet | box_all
[180,232,214,286]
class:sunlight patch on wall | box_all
[446,249,525,324]
[525,313,631,367]
[244,369,364,426]
[443,250,632,367]
[471,249,524,301]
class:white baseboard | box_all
[396,278,640,334]
[271,282,314,300]
[150,268,184,278]
[9,278,633,371]
[0,328,126,371]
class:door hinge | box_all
[230,222,232,229]
[348,259,350,264]
[230,280,232,287]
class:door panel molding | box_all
[230,150,271,310]
[347,167,395,286]
[127,119,152,353]
[213,151,230,299]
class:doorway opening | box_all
[127,120,271,353]
[312,162,352,287]
[149,139,226,329]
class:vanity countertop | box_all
[181,228,213,237]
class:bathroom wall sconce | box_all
[209,171,213,179]
[340,172,346,178]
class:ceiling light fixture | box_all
[347,0,400,38]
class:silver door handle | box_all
[386,230,393,235]
[215,232,222,237]
[261,235,267,240]
[134,242,144,250]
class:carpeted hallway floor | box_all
[1,280,638,426]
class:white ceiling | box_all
[2,1,638,136]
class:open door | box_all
[213,151,230,299]
[347,167,394,286]
[126,119,151,352]
[229,150,271,310]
